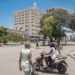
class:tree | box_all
[0,26,29,43]
[50,9,69,42]
[68,15,75,31]
[40,14,51,28]
[40,9,69,43]
[0,26,8,43]
[0,26,8,37]
[40,16,54,45]
[42,16,54,38]
[6,32,28,42]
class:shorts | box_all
[24,71,31,75]
[48,56,53,61]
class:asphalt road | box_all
[0,45,75,75]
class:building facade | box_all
[70,32,75,41]
[46,7,74,14]
[46,8,55,14]
[46,7,66,14]
[13,3,42,42]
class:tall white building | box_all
[13,3,43,42]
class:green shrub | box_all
[0,38,3,43]
[6,32,29,42]
[72,38,75,41]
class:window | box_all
[32,25,34,27]
[32,29,34,31]
[25,29,27,31]
[16,27,18,30]
[25,25,27,27]
[32,33,34,35]
[22,22,24,24]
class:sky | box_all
[0,0,75,29]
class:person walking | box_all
[36,42,39,48]
[19,43,34,75]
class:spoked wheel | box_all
[34,63,40,71]
[57,63,67,74]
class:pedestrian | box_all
[19,42,34,75]
[36,42,39,48]
[55,45,63,57]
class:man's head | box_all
[49,42,55,48]
[25,42,31,49]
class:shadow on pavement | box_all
[37,70,68,75]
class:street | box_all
[0,45,75,75]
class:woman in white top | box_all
[19,43,34,75]
[44,43,56,66]
[44,43,63,66]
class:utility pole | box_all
[74,9,75,15]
